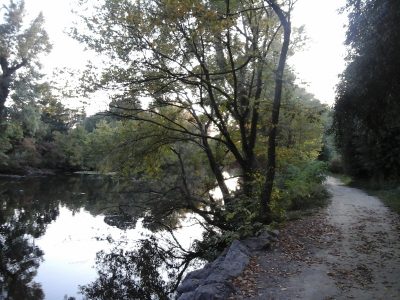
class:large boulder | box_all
[176,230,279,299]
[176,240,250,300]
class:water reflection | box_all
[0,175,203,299]
[0,178,61,300]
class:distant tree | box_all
[0,0,51,118]
[0,85,85,171]
[37,82,86,136]
[333,0,400,182]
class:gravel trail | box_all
[231,176,400,299]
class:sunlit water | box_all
[0,175,204,300]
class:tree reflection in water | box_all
[81,198,205,299]
[0,175,205,299]
[81,237,193,299]
[0,180,59,300]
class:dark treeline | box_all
[333,0,400,184]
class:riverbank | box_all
[0,167,57,177]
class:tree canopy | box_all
[73,0,296,225]
[0,0,51,118]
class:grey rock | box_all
[177,278,202,294]
[242,236,271,251]
[221,240,250,277]
[204,272,229,284]
[229,239,251,256]
[258,231,271,240]
[178,291,196,300]
[184,263,213,280]
[176,240,252,299]
[194,282,234,300]
[267,229,279,238]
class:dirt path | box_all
[231,176,400,299]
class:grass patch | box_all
[367,188,400,214]
[333,173,352,185]
[340,176,400,214]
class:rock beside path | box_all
[176,232,277,300]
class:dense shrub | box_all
[280,161,329,211]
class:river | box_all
[0,174,204,299]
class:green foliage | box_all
[222,195,263,237]
[38,83,85,136]
[0,97,84,171]
[54,126,89,170]
[281,87,326,146]
[278,161,329,211]
[0,1,51,60]
[84,120,118,170]
[334,173,352,186]
[268,187,288,222]
[333,0,400,182]
[275,86,327,169]
[3,66,84,170]
[9,102,45,137]
[193,229,236,262]
[319,109,342,173]
[0,121,23,164]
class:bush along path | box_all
[230,176,400,299]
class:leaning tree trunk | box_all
[260,0,292,223]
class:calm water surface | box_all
[0,175,203,299]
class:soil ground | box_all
[230,176,400,299]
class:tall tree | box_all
[333,0,400,182]
[74,0,294,224]
[0,0,51,118]
[261,0,291,221]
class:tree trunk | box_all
[0,75,11,119]
[0,56,26,119]
[201,137,231,203]
[260,1,292,222]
